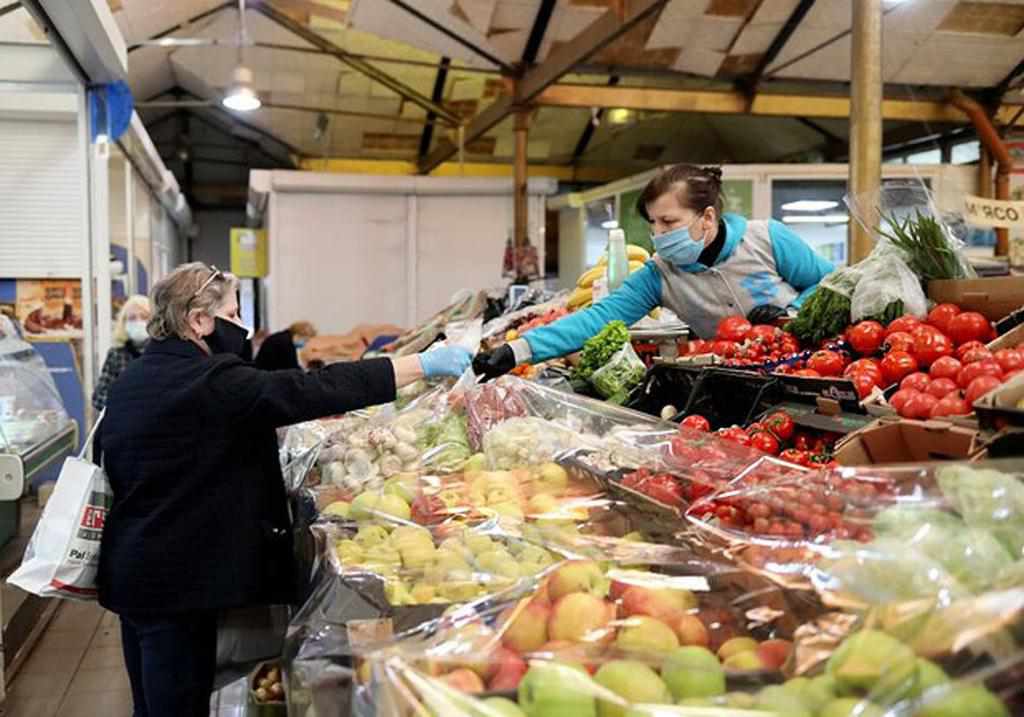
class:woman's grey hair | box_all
[147,262,239,341]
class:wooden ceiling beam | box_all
[419,0,669,174]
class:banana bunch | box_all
[568,245,651,311]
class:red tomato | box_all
[886,316,922,336]
[888,388,920,413]
[751,432,781,455]
[926,303,961,335]
[711,340,739,358]
[688,339,712,355]
[960,347,993,365]
[793,433,812,451]
[848,321,885,356]
[931,394,970,418]
[957,359,1004,389]
[779,335,801,354]
[779,449,810,467]
[718,426,751,446]
[680,415,711,432]
[807,350,844,377]
[748,325,779,344]
[965,375,1002,405]
[883,331,916,354]
[947,312,993,346]
[793,369,821,378]
[955,341,987,361]
[716,316,753,343]
[912,329,953,368]
[900,392,938,420]
[929,356,962,381]
[994,349,1024,373]
[925,378,959,399]
[844,358,882,378]
[765,411,795,441]
[900,372,931,392]
[881,351,919,385]
[850,372,880,399]
[644,474,685,507]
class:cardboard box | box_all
[988,322,1024,352]
[973,373,1024,431]
[927,276,1024,322]
[834,417,985,466]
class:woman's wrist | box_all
[390,355,425,389]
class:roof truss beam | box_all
[127,1,235,52]
[419,0,669,174]
[739,0,816,93]
[253,1,461,127]
[530,84,1024,125]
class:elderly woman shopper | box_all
[97,263,471,717]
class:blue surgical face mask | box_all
[293,339,307,350]
[653,219,706,267]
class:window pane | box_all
[771,180,849,267]
[906,148,941,164]
[952,140,980,164]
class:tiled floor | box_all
[2,602,248,717]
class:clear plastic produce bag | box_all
[590,341,647,401]
[849,242,928,322]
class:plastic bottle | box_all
[606,228,628,292]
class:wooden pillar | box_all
[980,147,993,198]
[848,0,883,263]
[514,108,529,248]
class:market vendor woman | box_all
[98,262,471,717]
[475,164,834,378]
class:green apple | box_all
[463,531,496,556]
[334,539,364,563]
[916,686,1009,717]
[909,659,949,699]
[614,616,680,654]
[819,697,885,717]
[476,548,521,579]
[464,453,487,472]
[383,474,417,504]
[479,697,526,717]
[518,662,597,717]
[491,501,525,519]
[755,685,811,717]
[827,630,916,697]
[411,582,437,603]
[594,660,671,717]
[354,524,390,548]
[661,646,725,700]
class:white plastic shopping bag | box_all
[8,414,111,601]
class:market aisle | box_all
[3,600,250,717]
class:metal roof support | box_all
[253,1,461,127]
[521,0,557,66]
[419,0,668,174]
[571,75,620,161]
[384,0,515,74]
[419,57,451,159]
[0,2,21,19]
[127,1,235,52]
[739,0,816,94]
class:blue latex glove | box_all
[418,346,473,378]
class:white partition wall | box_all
[257,172,557,334]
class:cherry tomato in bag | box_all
[680,415,711,432]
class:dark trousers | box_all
[119,611,218,717]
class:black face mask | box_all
[204,317,250,357]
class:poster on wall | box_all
[230,228,268,278]
[15,279,83,338]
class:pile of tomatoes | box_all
[688,464,895,543]
[840,305,1022,418]
[680,411,840,467]
[619,467,715,509]
[685,316,802,367]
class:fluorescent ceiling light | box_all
[780,200,839,212]
[606,108,633,125]
[222,65,261,112]
[782,214,849,224]
[601,220,619,229]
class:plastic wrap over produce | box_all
[357,549,1023,717]
[352,549,909,717]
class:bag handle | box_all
[78,410,105,460]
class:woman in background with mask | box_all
[254,319,316,371]
[475,164,834,379]
[91,294,151,413]
[98,263,471,717]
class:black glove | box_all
[473,344,517,381]
[747,304,789,325]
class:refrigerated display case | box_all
[0,315,77,546]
